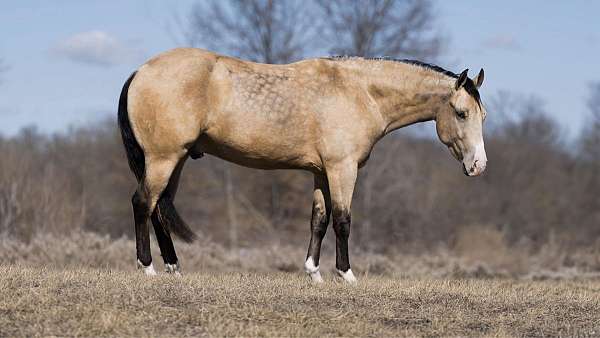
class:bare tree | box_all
[183,0,313,64]
[574,83,600,229]
[316,0,445,59]
[587,82,600,116]
[580,82,600,162]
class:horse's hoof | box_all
[304,257,324,283]
[137,260,157,276]
[165,263,182,276]
[337,269,357,284]
[308,270,324,283]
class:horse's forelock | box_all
[462,78,482,108]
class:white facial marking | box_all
[165,263,182,276]
[137,259,157,276]
[304,257,324,283]
[475,140,487,161]
[467,140,487,176]
[337,269,357,284]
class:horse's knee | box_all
[333,209,351,239]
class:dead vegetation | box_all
[1,1,599,336]
[1,108,600,252]
[2,230,599,281]
[1,265,599,337]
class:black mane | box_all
[326,56,481,105]
[326,55,458,78]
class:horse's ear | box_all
[473,68,484,88]
[455,69,469,90]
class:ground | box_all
[1,265,599,337]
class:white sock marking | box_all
[337,269,357,283]
[137,259,157,276]
[304,257,323,283]
[165,263,182,276]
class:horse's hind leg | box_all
[150,156,187,275]
[134,154,181,275]
[305,174,331,283]
[132,188,155,275]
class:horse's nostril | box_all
[470,160,479,173]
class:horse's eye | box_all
[456,110,467,119]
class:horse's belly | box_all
[192,132,321,171]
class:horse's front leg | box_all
[325,160,358,283]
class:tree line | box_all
[1,87,598,253]
[0,0,598,255]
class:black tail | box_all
[118,71,197,243]
[118,71,144,182]
[153,198,197,243]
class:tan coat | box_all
[121,48,487,281]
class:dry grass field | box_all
[1,265,599,337]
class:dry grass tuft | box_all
[2,231,600,280]
[1,265,599,337]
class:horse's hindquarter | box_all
[128,48,217,158]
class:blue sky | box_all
[0,1,599,137]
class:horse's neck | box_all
[354,62,454,134]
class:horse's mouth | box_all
[463,159,486,177]
[448,145,462,161]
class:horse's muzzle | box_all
[463,159,486,177]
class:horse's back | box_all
[125,48,364,172]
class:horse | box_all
[118,48,487,283]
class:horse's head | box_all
[436,68,487,176]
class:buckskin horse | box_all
[118,48,487,283]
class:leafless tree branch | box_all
[183,0,314,64]
[315,0,445,60]
[579,82,600,162]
